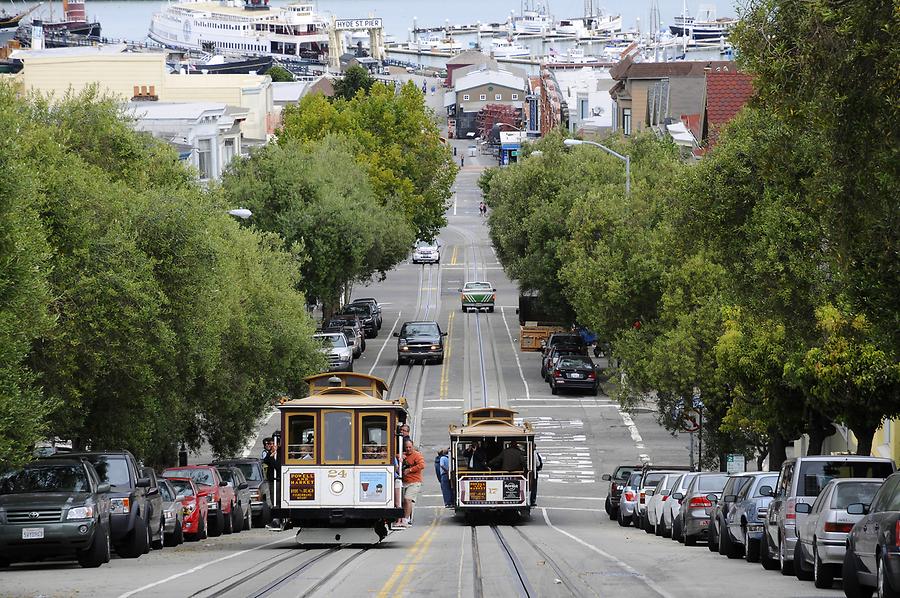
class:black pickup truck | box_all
[53,450,163,557]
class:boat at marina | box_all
[0,4,40,30]
[556,13,622,37]
[669,4,736,40]
[512,2,554,34]
[149,0,328,61]
[408,33,463,53]
[34,0,101,38]
[484,37,529,58]
[166,50,273,74]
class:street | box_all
[1,145,844,598]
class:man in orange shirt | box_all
[399,439,425,527]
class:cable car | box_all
[271,372,408,544]
[449,408,536,518]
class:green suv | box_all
[0,458,112,568]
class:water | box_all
[6,0,738,43]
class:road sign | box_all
[726,454,745,474]
[682,409,701,433]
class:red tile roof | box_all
[704,71,754,146]
[681,113,702,141]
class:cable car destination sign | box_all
[334,18,383,29]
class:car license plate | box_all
[570,373,582,379]
[22,527,44,540]
[699,520,709,526]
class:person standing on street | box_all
[530,450,543,506]
[399,440,425,527]
[439,448,453,508]
[434,448,445,483]
[263,436,281,529]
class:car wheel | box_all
[488,307,494,313]
[604,495,612,516]
[760,532,780,570]
[117,514,149,558]
[208,508,224,537]
[77,525,110,568]
[244,505,252,531]
[672,516,682,542]
[778,537,795,575]
[794,541,813,580]
[617,507,630,527]
[436,355,444,365]
[843,548,874,598]
[684,530,697,546]
[398,356,407,365]
[223,504,235,534]
[721,522,743,558]
[812,543,834,589]
[709,519,720,552]
[550,382,558,395]
[879,551,900,598]
[744,526,760,563]
[592,385,599,396]
[660,517,671,538]
[256,500,272,528]
[151,516,165,550]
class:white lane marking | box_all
[541,509,676,598]
[117,536,294,598]
[500,306,530,400]
[617,407,644,444]
[453,191,458,216]
[456,522,465,598]
[368,311,402,375]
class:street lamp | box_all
[563,138,631,196]
[228,208,253,220]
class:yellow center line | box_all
[450,245,459,265]
[440,311,455,400]
[393,513,442,595]
[377,515,442,597]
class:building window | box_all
[495,93,502,101]
[622,108,632,136]
[223,138,236,165]
[511,93,519,100]
[197,138,213,180]
[463,94,470,101]
[479,94,486,101]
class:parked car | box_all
[212,458,271,527]
[137,466,167,550]
[617,471,643,527]
[843,471,900,598]
[459,281,496,312]
[162,466,236,537]
[708,471,757,553]
[548,354,599,396]
[637,470,674,529]
[349,297,382,329]
[167,477,208,541]
[541,344,588,381]
[721,471,779,563]
[665,472,699,540]
[762,454,894,575]
[678,471,729,545]
[644,472,679,534]
[603,464,642,520]
[412,239,440,264]
[54,450,160,558]
[0,458,112,569]
[394,320,446,365]
[325,317,366,355]
[340,302,378,338]
[313,332,354,372]
[540,332,586,357]
[793,478,882,587]
[217,466,251,531]
[156,478,184,547]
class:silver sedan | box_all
[795,477,882,589]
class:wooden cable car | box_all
[449,408,536,518]
[271,372,408,544]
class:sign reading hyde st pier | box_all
[334,18,383,29]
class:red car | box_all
[166,477,208,540]
[161,466,236,537]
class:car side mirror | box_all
[847,503,868,515]
[393,332,400,337]
[219,480,228,487]
[601,474,611,481]
[724,494,737,503]
[492,288,497,292]
[795,502,811,514]
[136,477,151,488]
[706,494,718,503]
[672,492,684,500]
[646,489,654,497]
[97,483,111,494]
[758,485,773,497]
[239,482,249,490]
[148,486,159,496]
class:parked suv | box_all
[313,332,354,372]
[395,321,446,365]
[762,454,895,575]
[340,302,378,338]
[349,297,383,330]
[217,466,251,531]
[709,471,757,553]
[0,458,112,568]
[603,464,642,520]
[55,450,160,558]
[721,471,779,562]
[213,458,272,527]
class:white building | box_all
[548,67,614,135]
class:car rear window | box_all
[233,463,261,482]
[0,465,90,494]
[627,472,643,487]
[86,456,131,488]
[614,466,637,481]
[832,482,881,509]
[465,283,492,291]
[643,472,665,487]
[798,461,894,497]
[753,475,779,497]
[170,479,195,497]
[698,474,729,492]
[165,468,214,486]
[558,357,591,368]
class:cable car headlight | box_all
[330,481,344,494]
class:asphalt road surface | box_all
[3,142,845,598]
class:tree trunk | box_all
[806,409,836,455]
[768,431,787,472]
[756,448,768,471]
[855,424,877,456]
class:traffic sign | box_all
[726,454,745,474]
[682,409,701,433]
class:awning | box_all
[666,121,697,147]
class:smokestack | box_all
[31,19,44,50]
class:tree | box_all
[267,65,294,82]
[333,64,374,100]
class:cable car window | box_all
[360,414,389,463]
[287,413,316,462]
[324,410,354,463]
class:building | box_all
[445,66,526,138]
[8,45,276,142]
[271,77,334,107]
[547,66,614,136]
[128,101,247,181]
[444,49,497,87]
[608,55,735,135]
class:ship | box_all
[556,13,622,37]
[149,0,328,61]
[669,5,736,40]
[0,4,40,30]
[512,1,554,34]
[484,37,530,58]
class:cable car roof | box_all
[276,372,406,410]
[449,418,534,437]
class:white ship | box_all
[484,37,530,58]
[512,0,553,34]
[149,0,329,60]
[669,5,736,40]
[557,13,622,37]
[408,33,463,53]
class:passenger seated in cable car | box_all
[489,440,527,472]
[461,440,489,471]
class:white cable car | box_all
[271,372,408,544]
